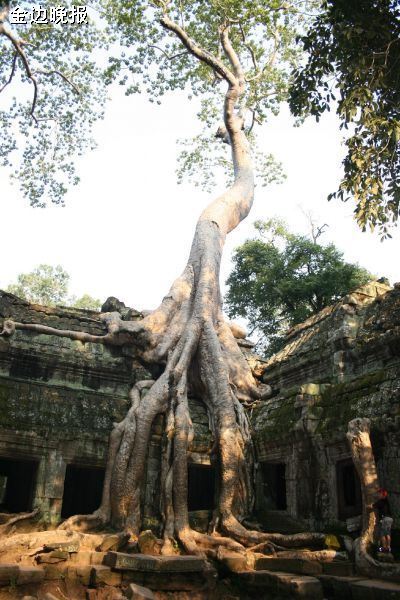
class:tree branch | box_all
[34,69,81,95]
[0,23,39,122]
[219,25,245,90]
[0,51,17,93]
[148,44,188,62]
[159,14,237,86]
[0,22,80,121]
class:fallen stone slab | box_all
[125,582,155,599]
[104,552,205,573]
[43,540,80,553]
[255,557,322,576]
[37,550,69,563]
[351,578,400,600]
[234,569,323,599]
[97,533,130,553]
[0,563,19,586]
[17,566,45,585]
[121,570,210,592]
[91,565,122,587]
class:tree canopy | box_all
[0,0,315,204]
[6,263,101,309]
[225,218,372,356]
[289,0,400,236]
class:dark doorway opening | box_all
[336,459,362,520]
[61,465,105,518]
[261,462,287,510]
[188,464,215,511]
[0,457,38,513]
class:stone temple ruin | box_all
[0,280,400,598]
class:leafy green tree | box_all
[70,293,101,311]
[225,219,372,356]
[6,264,100,309]
[289,0,400,235]
[0,1,106,206]
[6,264,70,306]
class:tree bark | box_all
[347,418,400,581]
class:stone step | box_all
[0,563,45,587]
[351,578,400,600]
[318,574,400,599]
[321,560,354,576]
[102,552,216,592]
[103,552,205,572]
[255,556,322,576]
[318,574,366,599]
[233,569,324,599]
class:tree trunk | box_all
[347,418,400,581]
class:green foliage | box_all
[70,293,101,311]
[0,1,107,206]
[0,0,316,203]
[289,0,400,235]
[225,218,372,356]
[6,264,70,305]
[6,264,100,309]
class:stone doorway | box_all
[61,464,105,518]
[336,458,362,520]
[260,462,287,510]
[187,464,215,511]
[0,457,38,513]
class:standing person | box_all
[373,488,393,553]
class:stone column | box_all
[33,449,66,525]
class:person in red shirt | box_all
[373,488,393,553]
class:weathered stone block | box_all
[255,557,322,576]
[43,562,67,580]
[104,552,204,573]
[98,533,130,553]
[17,566,45,585]
[318,575,364,599]
[234,570,323,599]
[351,579,400,600]
[91,565,122,587]
[0,564,19,586]
[321,561,354,576]
[37,550,69,563]
[125,583,155,599]
[69,551,92,565]
[44,540,80,553]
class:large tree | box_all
[226,218,372,357]
[1,0,327,555]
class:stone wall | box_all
[2,281,400,537]
[253,281,400,533]
[0,292,212,526]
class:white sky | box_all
[1,87,399,311]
